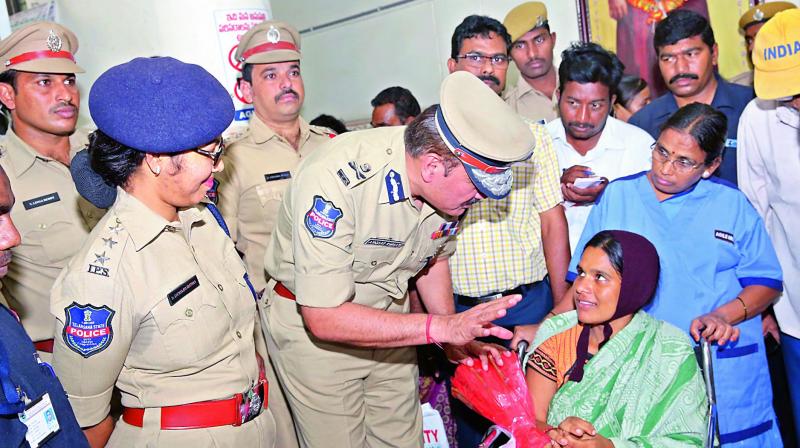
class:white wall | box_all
[271,0,580,124]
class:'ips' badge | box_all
[304,196,343,239]
[63,303,115,358]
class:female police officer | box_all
[50,57,275,447]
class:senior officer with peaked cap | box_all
[52,57,276,447]
[0,22,104,361]
[263,71,534,448]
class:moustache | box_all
[274,89,299,103]
[0,250,11,266]
[669,73,699,84]
[567,122,595,131]
[50,101,77,113]
[525,58,546,65]
[478,75,500,86]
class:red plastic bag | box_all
[451,353,550,448]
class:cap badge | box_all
[46,29,62,52]
[753,8,764,21]
[266,25,281,44]
[535,15,546,28]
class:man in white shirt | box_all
[738,9,800,434]
[546,42,653,254]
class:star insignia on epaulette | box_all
[108,223,122,235]
[102,237,118,248]
[94,251,110,266]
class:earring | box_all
[702,171,709,178]
[154,166,161,175]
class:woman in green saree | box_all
[526,230,708,447]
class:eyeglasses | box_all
[650,143,703,173]
[454,52,510,68]
[194,138,225,165]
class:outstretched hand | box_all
[437,294,521,345]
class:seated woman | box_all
[527,230,707,447]
[612,75,651,122]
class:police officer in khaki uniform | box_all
[52,57,275,447]
[264,72,533,448]
[216,20,326,448]
[502,2,560,123]
[217,20,334,294]
[730,1,796,86]
[0,22,103,359]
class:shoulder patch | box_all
[384,169,406,204]
[63,302,115,358]
[304,195,343,239]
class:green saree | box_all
[528,310,708,447]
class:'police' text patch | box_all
[63,303,115,358]
[23,192,60,210]
[714,230,734,244]
[168,275,200,306]
[304,196,343,239]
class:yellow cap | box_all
[753,9,800,99]
[738,1,795,30]
[235,20,301,65]
[436,72,535,199]
[0,21,83,74]
[503,2,549,44]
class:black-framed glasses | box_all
[194,138,225,165]
[455,52,510,67]
[650,142,702,173]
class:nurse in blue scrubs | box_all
[567,103,784,447]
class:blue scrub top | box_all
[0,305,89,447]
[568,172,784,446]
[629,76,754,186]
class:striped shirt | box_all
[450,122,563,297]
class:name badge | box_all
[18,393,60,448]
[168,275,200,305]
[264,171,291,182]
[23,192,61,210]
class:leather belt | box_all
[455,285,524,307]
[33,339,54,353]
[274,282,296,301]
[122,355,268,430]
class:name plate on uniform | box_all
[23,192,61,210]
[168,275,200,306]
[264,171,291,182]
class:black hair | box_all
[558,42,625,99]
[450,15,512,59]
[405,105,459,174]
[0,70,18,92]
[585,230,624,276]
[370,86,421,123]
[87,130,146,188]
[240,63,254,84]
[659,102,727,165]
[615,75,648,108]
[654,10,715,53]
[309,114,348,134]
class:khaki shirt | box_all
[217,115,333,293]
[504,78,559,123]
[0,128,103,343]
[265,126,456,313]
[51,189,261,429]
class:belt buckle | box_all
[479,293,503,303]
[237,380,265,425]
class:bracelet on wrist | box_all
[736,296,748,321]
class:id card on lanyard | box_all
[18,392,60,447]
